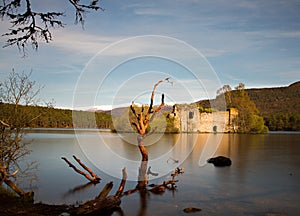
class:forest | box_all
[246,81,300,131]
[0,103,112,129]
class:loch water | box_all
[21,129,300,215]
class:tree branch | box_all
[0,0,103,54]
[130,77,172,135]
[61,156,100,183]
[72,155,101,181]
[115,167,127,198]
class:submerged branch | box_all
[72,155,101,181]
[61,156,100,183]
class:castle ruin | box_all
[169,104,238,133]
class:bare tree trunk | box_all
[136,135,149,190]
[4,179,34,202]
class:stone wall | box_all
[170,104,238,133]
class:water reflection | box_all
[63,182,97,199]
[23,130,300,215]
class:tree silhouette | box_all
[0,0,103,54]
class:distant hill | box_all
[246,81,300,115]
[197,81,300,115]
[96,105,174,117]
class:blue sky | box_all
[0,0,299,109]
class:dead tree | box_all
[62,155,101,183]
[130,77,172,184]
[126,78,176,215]
[63,78,183,215]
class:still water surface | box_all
[22,129,300,215]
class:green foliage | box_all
[164,116,180,133]
[225,83,268,133]
[0,103,112,129]
[264,113,300,131]
[197,104,216,113]
[249,114,269,133]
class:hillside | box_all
[246,81,300,115]
[197,81,300,131]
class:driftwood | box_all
[62,155,101,183]
[72,168,127,216]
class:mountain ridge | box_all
[196,81,300,115]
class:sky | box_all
[0,0,299,110]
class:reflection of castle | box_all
[168,104,238,133]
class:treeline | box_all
[264,113,300,131]
[246,81,300,131]
[0,103,112,129]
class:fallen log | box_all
[72,168,127,216]
[72,182,120,216]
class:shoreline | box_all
[24,127,300,134]
[0,192,70,216]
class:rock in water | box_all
[183,207,202,213]
[207,156,232,167]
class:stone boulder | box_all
[207,156,232,167]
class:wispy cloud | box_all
[50,29,119,55]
